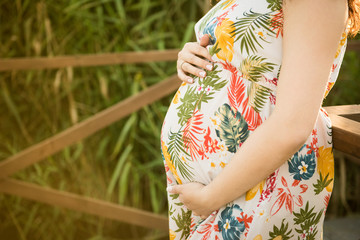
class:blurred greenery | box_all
[0,0,359,239]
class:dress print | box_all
[160,0,348,239]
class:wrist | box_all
[202,184,223,211]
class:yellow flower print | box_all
[273,236,283,240]
[161,140,182,184]
[215,18,235,62]
[253,234,262,240]
[169,229,176,240]
[317,146,334,192]
[253,235,263,240]
[334,31,347,59]
[324,82,335,99]
[172,90,180,104]
[246,179,266,201]
[220,161,226,168]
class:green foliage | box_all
[231,10,275,55]
[167,130,194,181]
[0,0,204,239]
[177,65,227,125]
[293,202,323,240]
[313,172,333,195]
[215,104,249,153]
[171,208,192,239]
[266,0,283,11]
[268,219,293,240]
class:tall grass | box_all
[0,0,359,239]
[0,0,205,239]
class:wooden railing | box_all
[0,41,359,232]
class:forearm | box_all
[203,0,347,212]
[204,112,308,210]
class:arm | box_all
[168,0,348,216]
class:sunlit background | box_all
[0,0,359,239]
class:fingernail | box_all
[187,77,193,83]
[206,64,213,71]
[199,71,206,78]
[166,186,173,192]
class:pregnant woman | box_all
[160,0,358,239]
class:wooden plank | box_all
[0,75,181,179]
[330,114,360,159]
[0,178,168,231]
[0,49,179,72]
[324,104,360,115]
[0,41,358,72]
[343,113,360,122]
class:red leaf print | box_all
[285,194,294,212]
[196,214,218,240]
[300,184,308,194]
[183,110,204,161]
[277,188,284,195]
[271,177,306,216]
[270,10,284,38]
[324,194,331,210]
[236,212,253,229]
[202,127,221,156]
[270,191,286,216]
[332,63,337,72]
[294,195,303,207]
[281,176,288,187]
[222,61,246,112]
[222,61,263,131]
[292,179,300,187]
[242,98,263,131]
[264,75,278,86]
[197,224,212,240]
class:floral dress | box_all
[160,0,348,239]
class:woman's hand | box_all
[177,34,215,84]
[167,182,215,219]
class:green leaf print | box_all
[240,55,276,83]
[172,208,192,239]
[177,87,198,125]
[231,10,275,55]
[268,219,294,240]
[215,103,249,153]
[266,0,283,11]
[177,65,227,125]
[248,82,272,112]
[313,172,333,195]
[200,65,228,91]
[293,202,324,240]
[168,130,194,181]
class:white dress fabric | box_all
[160,0,348,239]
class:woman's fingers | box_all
[177,67,194,84]
[199,34,211,47]
[185,42,214,62]
[177,38,215,84]
[181,61,207,78]
[181,51,214,72]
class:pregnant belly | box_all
[160,63,253,184]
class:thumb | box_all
[167,185,181,194]
[199,34,211,47]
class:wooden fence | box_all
[0,41,359,233]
